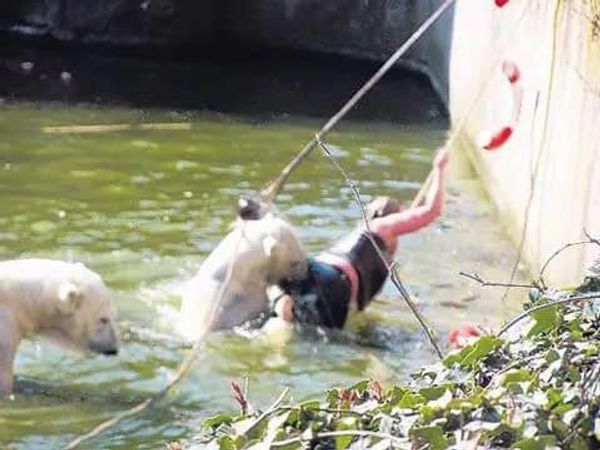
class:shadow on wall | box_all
[0,0,455,117]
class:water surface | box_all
[0,102,521,449]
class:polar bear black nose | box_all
[89,339,119,355]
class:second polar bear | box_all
[0,259,119,393]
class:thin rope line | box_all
[317,138,443,360]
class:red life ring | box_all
[479,60,523,151]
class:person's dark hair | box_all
[237,194,264,220]
[366,196,401,219]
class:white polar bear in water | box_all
[178,214,307,340]
[0,259,118,393]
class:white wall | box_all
[447,0,600,284]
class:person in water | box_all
[263,148,450,329]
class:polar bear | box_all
[0,259,118,393]
[178,214,307,340]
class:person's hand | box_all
[274,294,295,322]
[433,147,450,169]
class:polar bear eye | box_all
[99,317,110,325]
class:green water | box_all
[0,103,521,449]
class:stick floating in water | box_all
[42,122,192,134]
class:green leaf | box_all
[501,369,534,385]
[420,405,436,423]
[569,435,589,450]
[300,400,320,411]
[326,389,339,407]
[427,389,453,410]
[286,408,300,427]
[349,380,369,393]
[546,388,563,408]
[398,391,425,408]
[218,436,237,450]
[387,386,407,405]
[527,305,560,337]
[419,385,449,401]
[334,417,358,450]
[410,426,449,450]
[513,435,558,450]
[444,336,503,369]
[203,413,233,429]
[233,417,264,440]
[550,418,568,437]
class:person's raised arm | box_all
[372,149,449,237]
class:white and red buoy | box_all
[478,60,523,151]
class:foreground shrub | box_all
[197,281,600,449]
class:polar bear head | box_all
[50,270,118,356]
[247,215,307,285]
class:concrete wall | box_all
[448,0,600,284]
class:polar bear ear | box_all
[262,235,280,258]
[57,282,82,315]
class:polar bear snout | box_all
[87,316,119,356]
[90,341,118,355]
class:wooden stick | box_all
[42,122,191,134]
[138,123,192,131]
[410,170,434,208]
[43,124,132,134]
[261,0,455,204]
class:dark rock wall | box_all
[0,0,452,101]
[0,0,217,45]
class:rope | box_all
[65,224,247,449]
[261,0,456,204]
[317,138,444,360]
